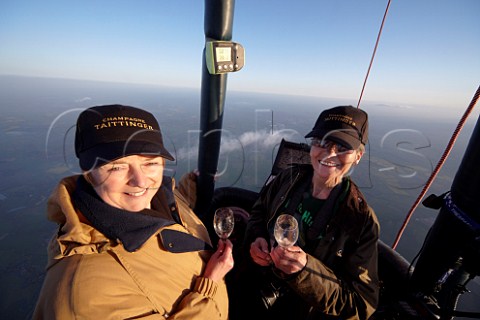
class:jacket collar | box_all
[73,176,178,252]
[294,165,367,241]
[329,179,369,242]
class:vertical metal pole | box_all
[195,0,235,217]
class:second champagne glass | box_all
[274,214,298,247]
[213,207,235,240]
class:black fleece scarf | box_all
[72,176,211,253]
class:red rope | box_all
[356,0,392,109]
[354,0,480,251]
[392,85,480,250]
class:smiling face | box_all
[309,138,363,188]
[87,155,165,212]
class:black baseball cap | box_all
[305,105,369,150]
[75,104,174,171]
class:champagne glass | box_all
[213,207,235,240]
[274,214,298,247]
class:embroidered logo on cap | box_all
[325,113,357,127]
[93,116,155,130]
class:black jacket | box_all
[245,164,380,320]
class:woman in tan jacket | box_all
[33,104,233,319]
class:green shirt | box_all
[296,190,325,248]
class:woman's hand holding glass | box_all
[270,214,306,275]
[204,207,236,282]
[270,244,307,275]
[250,214,303,270]
[203,239,234,282]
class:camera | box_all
[259,278,288,309]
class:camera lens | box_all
[259,282,282,309]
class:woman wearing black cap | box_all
[33,105,233,319]
[243,106,379,320]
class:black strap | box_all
[306,182,343,241]
[284,174,311,217]
[282,175,346,243]
[159,177,183,224]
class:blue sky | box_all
[0,0,479,109]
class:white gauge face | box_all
[206,41,244,74]
[216,47,232,62]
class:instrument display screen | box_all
[216,47,232,62]
[206,41,245,75]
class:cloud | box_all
[75,97,92,103]
[176,143,199,161]
[238,129,299,148]
[175,129,300,161]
